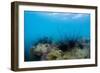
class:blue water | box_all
[24,11,90,61]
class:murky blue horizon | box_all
[24,11,90,61]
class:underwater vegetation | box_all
[29,37,90,61]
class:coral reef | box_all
[30,37,90,61]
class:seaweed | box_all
[57,42,69,52]
[57,38,78,52]
[37,37,52,44]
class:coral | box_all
[34,43,49,53]
[74,47,90,58]
[47,49,62,60]
[29,37,90,61]
[62,47,90,59]
[62,50,74,59]
[30,43,51,61]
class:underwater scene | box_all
[24,11,90,61]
